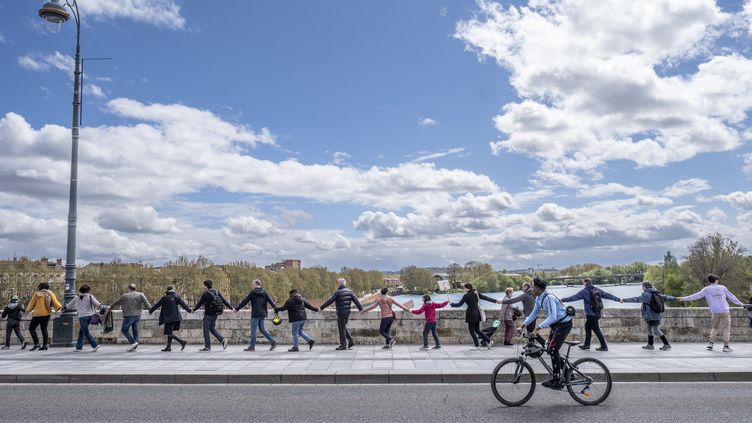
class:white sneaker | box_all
[92,346,100,352]
[487,340,494,350]
[128,342,139,352]
[723,345,733,353]
[469,346,480,350]
[706,342,714,351]
[419,346,429,350]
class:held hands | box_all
[620,298,624,304]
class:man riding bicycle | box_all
[518,278,573,390]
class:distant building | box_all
[383,277,401,287]
[265,259,301,272]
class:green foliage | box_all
[681,233,747,296]
[400,265,436,292]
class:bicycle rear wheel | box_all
[491,358,536,407]
[566,357,612,406]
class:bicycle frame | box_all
[514,336,593,387]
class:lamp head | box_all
[39,0,70,33]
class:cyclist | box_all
[519,277,573,390]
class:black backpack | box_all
[206,289,224,315]
[649,291,665,314]
[589,289,603,313]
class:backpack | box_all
[589,289,604,313]
[649,291,665,314]
[206,290,224,315]
[512,308,522,321]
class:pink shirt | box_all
[363,296,408,318]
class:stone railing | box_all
[1,307,750,346]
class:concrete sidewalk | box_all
[1,342,750,384]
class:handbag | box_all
[512,308,522,321]
[90,313,101,325]
[271,313,282,326]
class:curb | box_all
[1,371,750,384]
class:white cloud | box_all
[578,183,646,198]
[95,206,177,234]
[706,207,727,222]
[744,152,752,175]
[662,178,711,197]
[295,231,351,250]
[409,148,465,163]
[457,0,752,177]
[79,0,186,30]
[418,117,439,126]
[18,52,74,74]
[225,215,282,237]
[331,151,351,166]
[718,191,752,210]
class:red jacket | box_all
[411,301,449,323]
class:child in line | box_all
[2,296,27,350]
[411,294,449,350]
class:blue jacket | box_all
[622,288,675,322]
[522,292,572,329]
[561,284,620,317]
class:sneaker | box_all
[244,346,255,352]
[541,379,563,390]
[21,341,27,350]
[381,345,390,350]
[308,340,315,350]
[270,341,278,351]
[180,340,187,351]
[198,347,211,352]
[432,345,442,350]
[595,346,608,352]
[642,344,655,350]
[503,341,514,346]
[0,346,9,350]
[419,346,430,351]
[347,340,354,349]
[659,344,672,351]
[74,349,82,352]
[222,338,229,350]
[389,339,396,349]
[706,342,714,351]
[723,345,733,353]
[335,345,347,351]
[30,345,40,351]
[161,347,172,352]
[92,346,100,352]
[469,346,480,350]
[288,347,299,352]
[128,342,139,352]
[578,345,590,350]
[38,346,48,351]
[487,340,494,350]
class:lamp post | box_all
[39,0,80,347]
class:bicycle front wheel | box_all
[566,357,612,406]
[491,358,536,407]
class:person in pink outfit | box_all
[362,288,410,349]
[411,294,449,350]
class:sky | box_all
[1,0,752,271]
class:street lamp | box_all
[39,0,81,347]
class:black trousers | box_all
[547,320,573,379]
[468,321,490,347]
[337,313,353,347]
[5,321,25,346]
[379,317,394,344]
[29,315,50,346]
[584,315,607,348]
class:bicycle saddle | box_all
[564,341,580,346]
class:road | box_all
[1,382,749,422]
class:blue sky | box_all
[1,0,752,271]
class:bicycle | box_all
[491,331,612,406]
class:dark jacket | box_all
[622,288,676,322]
[320,286,363,316]
[149,291,191,325]
[500,288,536,316]
[194,288,232,317]
[275,294,318,323]
[451,291,497,323]
[236,287,278,318]
[561,284,620,317]
[2,302,25,322]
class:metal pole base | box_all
[50,312,77,347]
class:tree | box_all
[400,265,435,292]
[447,263,462,285]
[682,233,747,296]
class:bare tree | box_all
[682,233,747,295]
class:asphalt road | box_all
[1,382,749,422]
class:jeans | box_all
[467,321,490,347]
[379,317,394,344]
[76,316,98,350]
[5,321,25,347]
[547,320,573,379]
[203,315,225,349]
[121,316,141,344]
[250,317,274,347]
[584,315,607,348]
[422,322,440,347]
[29,315,50,346]
[291,320,312,349]
[336,313,353,347]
